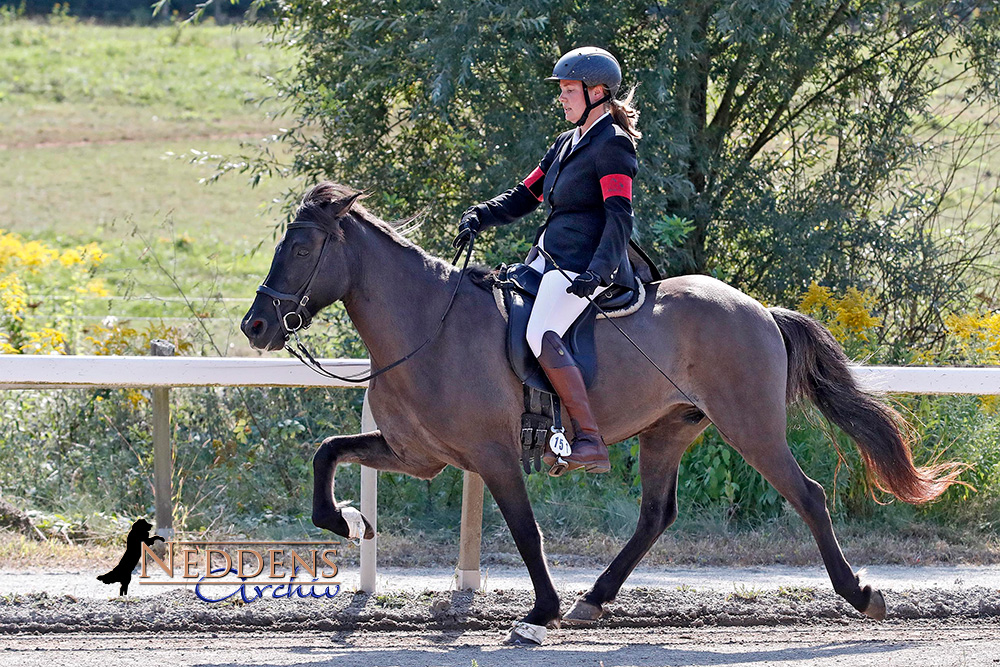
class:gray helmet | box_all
[546,46,622,96]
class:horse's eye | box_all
[296,248,310,257]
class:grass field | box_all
[0,17,299,346]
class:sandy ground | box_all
[0,565,998,665]
[1,624,999,666]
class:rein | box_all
[257,220,477,384]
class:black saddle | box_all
[495,264,643,394]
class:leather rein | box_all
[256,219,476,384]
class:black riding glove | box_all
[566,270,601,298]
[453,207,481,248]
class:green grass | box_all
[0,19,299,348]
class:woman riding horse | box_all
[454,46,640,475]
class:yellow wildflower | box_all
[830,287,881,340]
[944,311,1000,364]
[23,328,67,354]
[125,389,147,408]
[59,248,84,267]
[798,281,832,317]
[78,242,107,267]
[0,273,27,321]
[17,240,58,270]
[72,278,110,297]
[0,232,20,270]
[87,278,110,297]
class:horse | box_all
[241,181,963,644]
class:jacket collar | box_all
[565,113,613,161]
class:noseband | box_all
[256,220,331,335]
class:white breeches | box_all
[525,242,609,358]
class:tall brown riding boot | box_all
[537,330,611,474]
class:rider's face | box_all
[558,80,586,124]
[558,80,605,126]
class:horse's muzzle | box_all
[241,300,287,352]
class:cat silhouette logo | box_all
[96,518,164,596]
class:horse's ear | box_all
[323,192,364,220]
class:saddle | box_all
[489,241,660,474]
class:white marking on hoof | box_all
[505,621,546,645]
[340,507,366,542]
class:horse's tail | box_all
[768,306,965,504]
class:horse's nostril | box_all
[250,319,266,337]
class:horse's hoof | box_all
[563,598,603,625]
[340,507,375,541]
[504,621,546,645]
[863,587,886,621]
[312,507,375,541]
[362,515,375,540]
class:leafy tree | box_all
[230,0,1000,349]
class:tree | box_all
[232,0,1000,349]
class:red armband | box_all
[523,167,545,201]
[600,174,633,201]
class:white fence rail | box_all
[2,355,999,593]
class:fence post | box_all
[359,389,378,594]
[150,340,176,541]
[456,471,484,590]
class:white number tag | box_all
[549,430,572,457]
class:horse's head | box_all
[241,182,363,351]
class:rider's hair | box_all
[606,84,641,141]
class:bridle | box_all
[256,220,332,336]
[255,218,476,384]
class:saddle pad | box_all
[494,264,645,393]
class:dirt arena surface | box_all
[1,584,998,665]
[2,623,999,666]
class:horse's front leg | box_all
[476,454,561,644]
[312,431,444,539]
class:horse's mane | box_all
[297,181,495,292]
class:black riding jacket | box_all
[473,114,638,290]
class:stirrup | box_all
[547,458,570,478]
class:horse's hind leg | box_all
[565,415,702,623]
[722,420,886,620]
[312,431,444,540]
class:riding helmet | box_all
[546,46,622,96]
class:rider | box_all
[454,46,641,474]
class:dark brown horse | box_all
[241,182,963,644]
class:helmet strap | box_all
[575,85,611,128]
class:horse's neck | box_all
[341,216,456,368]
